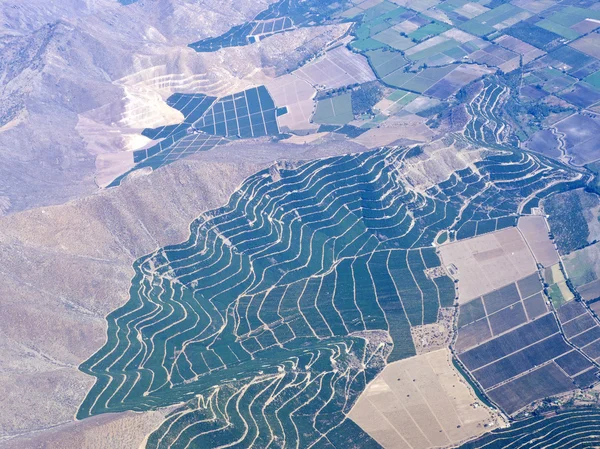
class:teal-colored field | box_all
[79,138,580,447]
[312,94,354,125]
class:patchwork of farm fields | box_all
[79,142,585,447]
[90,1,600,447]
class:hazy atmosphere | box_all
[2,0,600,448]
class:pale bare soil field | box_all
[349,349,501,449]
[439,227,538,303]
[294,45,376,90]
[265,75,318,133]
[0,139,367,446]
[517,215,559,268]
[354,114,436,148]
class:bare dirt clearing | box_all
[349,349,501,449]
[518,215,559,267]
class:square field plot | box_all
[194,86,279,138]
[312,94,354,125]
[294,46,376,90]
[570,34,600,60]
[439,227,537,303]
[486,362,576,415]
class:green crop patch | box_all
[408,21,452,41]
[312,93,354,125]
[112,86,280,187]
[189,0,351,52]
[83,137,584,445]
[459,4,525,37]
[504,22,563,51]
[584,70,600,88]
[194,86,279,138]
[460,409,600,448]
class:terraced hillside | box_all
[110,86,280,187]
[460,408,600,449]
[78,143,581,448]
[189,0,349,52]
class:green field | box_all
[585,70,600,88]
[79,135,584,447]
[312,93,354,125]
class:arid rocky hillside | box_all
[1,0,345,214]
[0,139,367,447]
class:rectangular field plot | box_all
[349,349,500,449]
[194,86,279,138]
[294,46,376,90]
[517,216,559,268]
[265,75,317,132]
[454,318,493,353]
[486,362,577,415]
[556,300,600,363]
[504,22,563,51]
[450,225,598,416]
[456,273,545,353]
[439,227,537,303]
[488,302,528,335]
[494,34,545,64]
[555,350,594,376]
[483,283,521,314]
[380,63,491,96]
[312,93,354,125]
[457,309,588,415]
[459,3,530,37]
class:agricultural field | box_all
[108,0,600,188]
[76,142,583,447]
[25,0,600,447]
[544,188,600,255]
[10,0,600,447]
[294,46,377,90]
[188,0,351,51]
[312,93,355,125]
[544,263,575,307]
[265,75,318,133]
[454,271,598,415]
[349,348,502,449]
[108,86,280,187]
[554,113,600,166]
[459,408,600,448]
[517,215,559,268]
[564,243,600,301]
[447,213,600,416]
[555,300,600,366]
[192,86,280,137]
[439,227,537,304]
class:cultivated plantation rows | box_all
[78,143,581,448]
[460,408,600,449]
